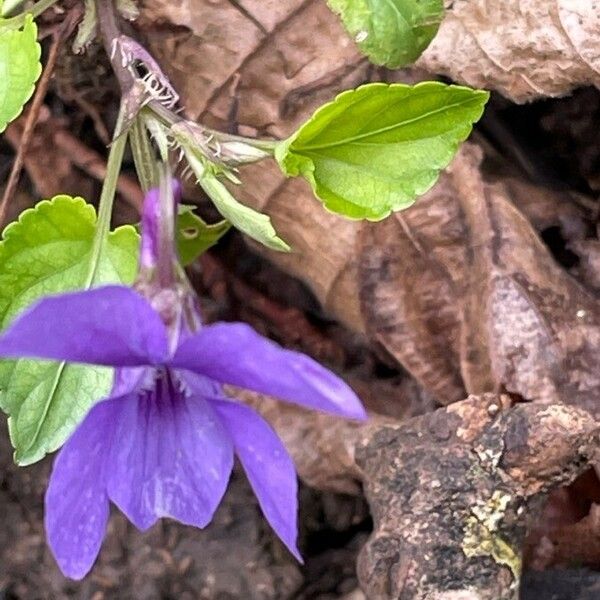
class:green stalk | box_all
[85,103,129,286]
[130,118,158,192]
[1,0,23,17]
[205,129,278,154]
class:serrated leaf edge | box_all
[0,15,42,133]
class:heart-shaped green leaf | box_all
[276,82,489,220]
[0,197,139,465]
[327,0,443,67]
[0,15,41,132]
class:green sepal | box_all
[177,205,230,265]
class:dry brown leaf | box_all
[358,177,469,404]
[140,0,600,115]
[451,148,600,415]
[416,0,600,103]
[138,0,372,133]
[237,162,366,332]
[253,143,600,412]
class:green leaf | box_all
[327,0,443,67]
[184,150,290,252]
[275,82,489,220]
[0,196,140,465]
[0,15,41,133]
[177,205,230,265]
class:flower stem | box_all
[95,0,134,93]
[130,118,158,192]
[85,103,128,287]
[1,0,23,17]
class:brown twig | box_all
[0,10,79,226]
[69,95,112,145]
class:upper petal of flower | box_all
[211,397,301,561]
[170,323,367,420]
[45,397,118,579]
[106,371,234,530]
[0,286,169,367]
[139,179,181,273]
[140,187,161,271]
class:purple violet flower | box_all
[0,178,366,579]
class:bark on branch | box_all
[242,392,600,599]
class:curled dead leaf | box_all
[245,145,600,417]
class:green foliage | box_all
[327,0,443,67]
[275,82,489,220]
[0,197,139,465]
[0,15,41,132]
[184,150,290,252]
[177,206,230,265]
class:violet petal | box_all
[140,187,161,270]
[45,398,118,579]
[110,366,154,397]
[0,286,169,366]
[212,397,302,561]
[107,373,234,530]
[140,182,182,270]
[171,323,366,420]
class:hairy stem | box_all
[95,0,135,93]
[157,167,175,288]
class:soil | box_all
[0,424,373,599]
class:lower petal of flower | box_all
[210,396,302,562]
[107,369,234,531]
[45,399,118,580]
